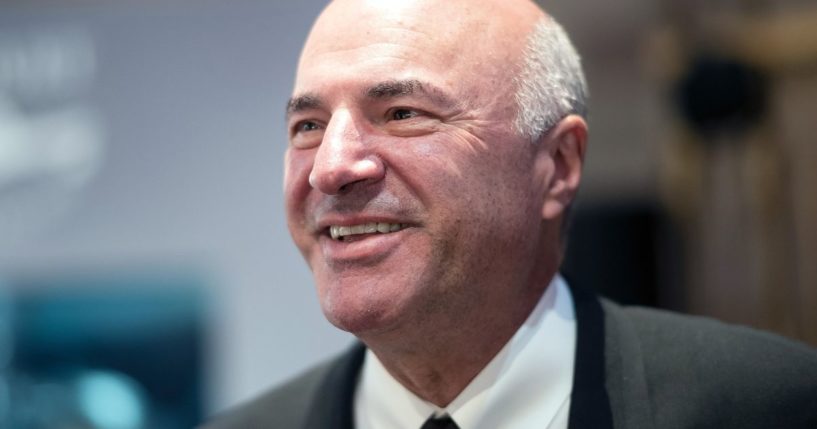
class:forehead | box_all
[293,0,526,101]
[300,0,463,61]
[297,17,457,95]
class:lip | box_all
[319,223,413,265]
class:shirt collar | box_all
[354,275,577,429]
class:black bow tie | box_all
[420,414,460,429]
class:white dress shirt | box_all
[354,275,577,429]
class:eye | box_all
[390,108,419,121]
[295,120,321,133]
[289,119,324,149]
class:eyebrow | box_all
[366,79,456,108]
[285,79,457,119]
[286,93,323,119]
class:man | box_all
[203,0,817,428]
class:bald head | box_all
[300,0,545,70]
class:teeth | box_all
[329,223,405,240]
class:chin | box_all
[311,255,436,337]
[317,278,406,336]
[321,300,394,335]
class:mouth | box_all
[327,222,409,242]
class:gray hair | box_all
[514,18,588,140]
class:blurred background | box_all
[0,0,815,427]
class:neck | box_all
[360,270,557,407]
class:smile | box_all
[329,222,407,241]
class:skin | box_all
[284,0,587,406]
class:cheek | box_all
[283,149,316,214]
[284,149,318,254]
[387,133,481,202]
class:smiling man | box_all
[202,0,817,428]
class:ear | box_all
[536,115,587,221]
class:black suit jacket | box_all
[202,287,817,428]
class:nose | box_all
[308,111,385,195]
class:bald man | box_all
[202,1,817,428]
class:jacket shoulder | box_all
[603,300,817,428]
[198,356,336,429]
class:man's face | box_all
[284,0,550,336]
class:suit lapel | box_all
[303,342,366,429]
[598,299,656,429]
[567,286,615,429]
